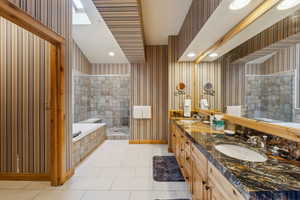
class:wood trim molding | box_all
[129,140,168,144]
[0,173,50,181]
[61,168,74,184]
[0,0,69,186]
[223,114,300,142]
[0,0,64,45]
[195,0,281,64]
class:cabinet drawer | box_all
[208,163,245,200]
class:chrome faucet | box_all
[247,136,267,149]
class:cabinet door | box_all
[171,132,176,153]
[192,154,208,200]
[208,163,245,200]
[209,184,229,200]
[192,167,207,200]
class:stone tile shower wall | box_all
[73,76,90,122]
[73,75,130,125]
[89,76,130,128]
[245,72,294,122]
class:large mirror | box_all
[242,44,300,128]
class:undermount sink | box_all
[215,144,268,162]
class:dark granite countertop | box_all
[174,119,300,200]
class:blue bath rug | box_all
[153,156,184,182]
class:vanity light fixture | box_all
[229,0,252,10]
[277,0,300,10]
[209,53,218,58]
[187,52,196,58]
[108,52,115,57]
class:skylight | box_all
[72,1,91,25]
[73,0,84,10]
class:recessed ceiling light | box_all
[277,0,300,10]
[109,52,115,57]
[187,52,196,58]
[209,53,218,58]
[73,0,84,9]
[229,0,252,10]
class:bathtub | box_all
[73,123,106,142]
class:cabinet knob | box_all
[205,185,210,190]
[185,176,189,180]
[186,141,189,145]
[233,189,237,196]
[202,181,206,185]
[186,157,190,160]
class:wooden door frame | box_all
[0,0,71,186]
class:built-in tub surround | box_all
[245,72,295,122]
[72,123,106,167]
[174,120,300,199]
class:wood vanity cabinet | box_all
[207,162,245,200]
[170,122,246,200]
[191,147,208,200]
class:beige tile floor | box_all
[0,140,191,200]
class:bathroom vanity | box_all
[170,119,300,200]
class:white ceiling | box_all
[141,0,193,45]
[179,0,264,61]
[72,0,128,64]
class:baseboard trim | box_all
[0,173,50,181]
[129,140,168,144]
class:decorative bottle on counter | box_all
[184,96,192,117]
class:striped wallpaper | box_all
[196,62,222,111]
[168,36,222,111]
[91,63,130,75]
[245,63,264,75]
[73,40,92,74]
[177,0,221,58]
[4,0,73,174]
[168,36,194,110]
[263,45,297,74]
[0,17,51,174]
[221,61,246,109]
[130,46,168,141]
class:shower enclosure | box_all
[73,74,130,139]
